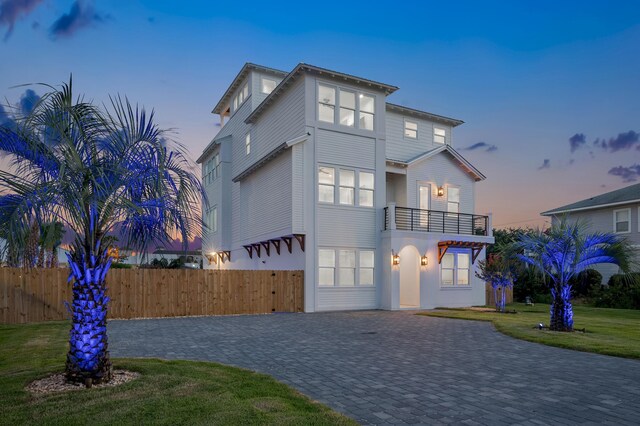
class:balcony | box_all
[384,204,490,236]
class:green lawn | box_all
[0,322,356,426]
[420,304,640,359]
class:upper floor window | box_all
[339,170,355,205]
[233,83,249,111]
[434,127,446,144]
[404,120,418,139]
[318,85,336,123]
[206,206,218,233]
[318,84,375,131]
[261,77,277,95]
[614,208,631,233]
[318,167,335,203]
[339,90,356,127]
[359,172,374,207]
[447,187,460,213]
[245,133,251,155]
[359,94,375,131]
[441,252,469,286]
[204,153,220,185]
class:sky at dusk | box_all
[1,0,639,230]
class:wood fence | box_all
[485,283,513,307]
[0,268,304,324]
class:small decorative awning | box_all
[209,251,231,264]
[437,240,488,264]
[243,234,305,259]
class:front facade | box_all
[198,63,494,312]
[542,183,640,283]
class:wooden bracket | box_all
[270,239,281,255]
[282,236,293,253]
[438,245,449,264]
[243,245,253,259]
[471,246,484,264]
[261,241,271,257]
[252,243,261,258]
[293,234,305,252]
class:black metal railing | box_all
[384,206,488,236]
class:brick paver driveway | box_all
[109,311,640,425]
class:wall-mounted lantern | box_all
[206,252,217,264]
[391,250,400,266]
[421,254,429,266]
[437,186,445,197]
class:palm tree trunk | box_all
[550,285,574,331]
[65,245,112,386]
[37,245,45,268]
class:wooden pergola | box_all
[437,240,488,264]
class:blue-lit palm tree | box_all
[0,79,203,385]
[513,219,634,331]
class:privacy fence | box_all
[0,268,304,324]
[485,283,514,307]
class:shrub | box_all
[569,269,603,298]
[110,262,133,269]
[512,267,547,303]
[592,273,640,309]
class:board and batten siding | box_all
[235,150,293,246]
[385,110,452,162]
[316,128,376,170]
[406,153,475,214]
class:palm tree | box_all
[0,79,202,385]
[513,218,634,331]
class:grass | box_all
[419,303,640,359]
[0,322,356,426]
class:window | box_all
[359,250,374,285]
[359,94,375,130]
[233,83,249,112]
[614,209,631,233]
[318,85,336,123]
[214,154,220,179]
[245,133,251,155]
[318,248,375,287]
[339,90,356,127]
[447,187,460,214]
[434,127,446,144]
[339,170,355,205]
[318,249,335,286]
[441,252,470,286]
[207,207,217,233]
[261,77,277,95]
[204,153,220,184]
[405,120,418,139]
[359,172,374,207]
[338,250,356,286]
[318,167,335,203]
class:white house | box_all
[198,63,494,312]
[542,182,640,284]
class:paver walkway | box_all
[109,311,640,425]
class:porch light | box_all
[206,252,217,264]
[421,254,428,266]
[391,250,400,266]
[437,186,445,197]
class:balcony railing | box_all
[384,206,489,236]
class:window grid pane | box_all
[261,78,277,94]
[405,121,418,139]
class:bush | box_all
[592,273,640,309]
[110,262,133,269]
[512,267,547,303]
[569,269,602,298]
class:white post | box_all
[388,202,396,230]
[487,212,493,237]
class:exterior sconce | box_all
[421,254,428,266]
[206,252,217,264]
[391,250,400,266]
[437,186,445,197]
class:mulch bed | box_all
[26,370,140,394]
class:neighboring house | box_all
[541,183,640,283]
[198,63,494,312]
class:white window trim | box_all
[316,81,375,132]
[434,127,446,144]
[613,208,631,234]
[404,119,418,140]
[260,77,277,95]
[447,185,460,214]
[318,164,375,208]
[318,247,375,287]
[440,251,470,287]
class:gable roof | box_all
[387,145,486,181]
[245,63,399,124]
[212,63,288,115]
[386,103,464,127]
[541,182,640,216]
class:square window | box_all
[405,120,418,139]
[359,112,374,130]
[615,209,630,233]
[319,104,335,123]
[261,78,277,94]
[359,268,374,285]
[340,108,355,127]
[360,94,375,113]
[360,250,374,268]
[442,253,454,269]
[319,85,336,105]
[319,167,335,185]
[434,127,446,144]
[341,91,356,109]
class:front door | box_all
[399,245,421,308]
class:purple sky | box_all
[1,0,639,229]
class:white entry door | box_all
[418,185,430,229]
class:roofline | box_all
[245,63,399,124]
[211,63,288,115]
[406,145,486,181]
[541,199,640,216]
[386,103,464,127]
[196,134,231,164]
